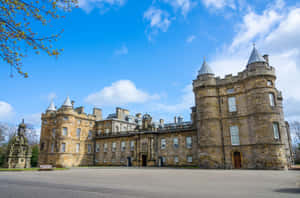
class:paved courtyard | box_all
[0,167,299,198]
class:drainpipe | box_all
[217,87,226,169]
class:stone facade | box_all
[6,120,32,168]
[39,47,293,169]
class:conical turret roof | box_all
[247,45,266,65]
[47,100,56,111]
[62,96,72,107]
[198,59,214,75]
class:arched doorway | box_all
[233,151,242,169]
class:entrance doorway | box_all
[158,157,164,167]
[233,151,242,169]
[127,157,132,167]
[142,155,147,166]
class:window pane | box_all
[77,128,81,137]
[61,143,66,152]
[273,123,280,139]
[76,143,80,153]
[63,128,68,136]
[230,126,240,145]
[161,139,166,149]
[228,97,237,112]
[269,93,275,107]
[186,137,192,148]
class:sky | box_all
[1,0,300,128]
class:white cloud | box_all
[0,101,14,121]
[85,80,160,106]
[163,0,195,16]
[186,35,196,43]
[202,0,236,10]
[154,85,194,113]
[144,6,172,38]
[208,1,300,122]
[78,0,126,13]
[114,45,128,55]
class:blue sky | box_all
[1,0,300,127]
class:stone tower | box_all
[39,97,97,167]
[193,46,292,169]
[6,120,32,168]
[193,59,225,168]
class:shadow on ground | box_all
[274,188,300,194]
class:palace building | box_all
[39,46,293,169]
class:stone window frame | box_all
[61,143,66,152]
[227,88,235,94]
[121,141,126,152]
[161,138,166,150]
[187,156,193,163]
[112,142,116,152]
[267,80,273,86]
[62,127,68,136]
[130,140,135,151]
[88,130,93,139]
[104,143,108,152]
[76,128,81,138]
[52,128,56,138]
[186,136,192,149]
[228,96,237,112]
[269,92,276,107]
[87,144,92,153]
[51,143,55,153]
[96,144,100,152]
[173,137,179,149]
[272,122,280,140]
[76,143,80,153]
[230,126,240,146]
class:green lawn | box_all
[0,168,68,171]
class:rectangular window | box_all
[88,144,92,153]
[173,137,179,148]
[269,93,275,107]
[96,144,100,152]
[186,137,192,149]
[230,126,240,145]
[52,128,56,137]
[105,129,109,134]
[76,128,81,138]
[187,156,193,163]
[130,141,135,151]
[97,129,102,136]
[174,156,179,164]
[104,143,108,152]
[273,122,280,140]
[51,143,54,152]
[88,130,92,139]
[63,116,68,121]
[61,143,66,152]
[161,139,166,149]
[121,141,126,152]
[76,143,80,153]
[227,88,235,94]
[77,120,81,125]
[112,142,116,152]
[267,80,273,86]
[62,127,68,136]
[228,97,237,112]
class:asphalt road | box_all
[0,167,299,198]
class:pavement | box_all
[0,167,299,198]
